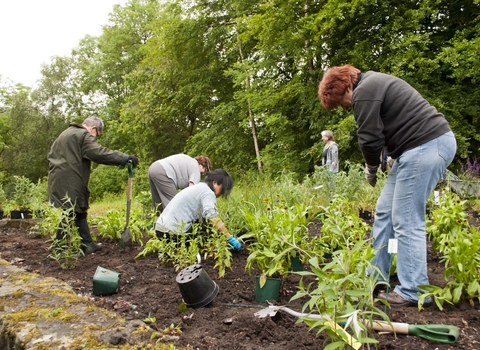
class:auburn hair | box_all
[318,64,361,110]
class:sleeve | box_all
[353,100,385,166]
[200,190,219,219]
[188,158,201,184]
[82,133,128,166]
[329,144,339,173]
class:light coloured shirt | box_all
[157,154,200,189]
[155,182,218,233]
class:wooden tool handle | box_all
[365,320,409,334]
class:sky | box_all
[0,0,128,88]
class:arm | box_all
[209,215,241,250]
[209,216,231,238]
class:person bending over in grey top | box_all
[48,116,139,254]
[321,130,339,174]
[148,154,212,215]
[155,168,241,251]
[319,64,456,308]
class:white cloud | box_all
[0,0,128,87]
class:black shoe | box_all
[84,242,102,254]
[377,291,432,308]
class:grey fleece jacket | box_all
[353,71,451,166]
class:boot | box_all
[76,218,102,254]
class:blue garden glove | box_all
[227,235,241,251]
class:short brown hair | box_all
[195,156,212,172]
[318,64,361,110]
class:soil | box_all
[1,218,479,350]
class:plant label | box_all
[387,239,398,254]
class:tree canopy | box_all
[1,0,479,183]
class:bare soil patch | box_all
[1,219,479,349]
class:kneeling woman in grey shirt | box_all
[155,168,241,250]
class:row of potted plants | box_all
[0,175,45,219]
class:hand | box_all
[227,235,241,251]
[128,155,139,167]
[364,164,378,187]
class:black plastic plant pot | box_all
[176,264,219,308]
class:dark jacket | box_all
[353,71,451,166]
[47,123,128,213]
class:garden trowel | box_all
[120,160,134,249]
[254,306,459,345]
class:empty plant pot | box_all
[92,266,120,296]
[176,264,219,308]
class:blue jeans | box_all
[370,131,456,302]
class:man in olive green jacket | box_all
[48,116,139,254]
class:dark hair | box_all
[318,64,361,110]
[204,169,234,197]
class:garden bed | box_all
[0,219,479,349]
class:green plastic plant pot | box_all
[291,256,303,272]
[255,276,281,303]
[92,266,120,296]
[176,264,219,308]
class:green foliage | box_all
[11,175,35,210]
[47,198,83,269]
[423,188,480,307]
[318,195,371,254]
[89,165,127,202]
[291,240,386,348]
[243,201,313,283]
[137,222,234,277]
[426,189,467,254]
[29,203,63,238]
[95,208,145,246]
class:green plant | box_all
[420,224,480,308]
[95,208,145,245]
[29,203,63,237]
[242,202,313,287]
[0,185,7,211]
[317,195,371,255]
[422,188,480,308]
[47,198,83,269]
[291,239,389,349]
[426,189,467,255]
[11,175,35,210]
[137,230,201,271]
[197,224,233,278]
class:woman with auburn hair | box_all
[318,64,456,308]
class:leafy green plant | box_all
[291,239,388,349]
[198,224,233,278]
[426,189,467,254]
[47,198,83,269]
[29,203,63,237]
[243,202,313,287]
[137,222,234,275]
[420,224,480,308]
[422,188,480,308]
[95,208,145,245]
[0,185,6,211]
[317,195,371,255]
[11,175,35,210]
